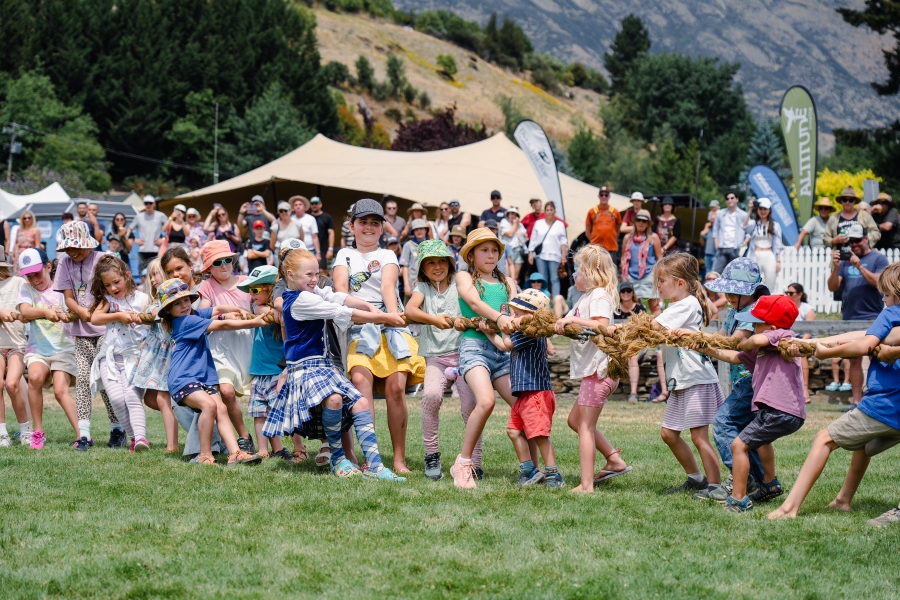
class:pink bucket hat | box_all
[56,221,99,251]
[200,240,237,272]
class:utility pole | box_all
[213,102,220,185]
[5,123,18,182]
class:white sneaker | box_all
[0,433,11,447]
[19,431,31,446]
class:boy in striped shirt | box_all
[487,288,563,488]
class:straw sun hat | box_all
[460,227,505,263]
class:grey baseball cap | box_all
[351,198,384,220]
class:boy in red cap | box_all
[694,294,805,513]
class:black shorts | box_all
[738,407,805,450]
[172,382,219,406]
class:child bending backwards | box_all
[613,253,723,495]
[0,245,30,447]
[769,262,900,520]
[557,245,631,493]
[158,278,266,466]
[488,288,563,488]
[89,256,152,452]
[262,248,406,481]
[696,295,805,513]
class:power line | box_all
[5,121,232,176]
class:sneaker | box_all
[332,458,362,478]
[841,403,858,413]
[72,436,93,451]
[450,455,476,489]
[133,437,150,452]
[0,433,10,448]
[30,430,45,450]
[19,431,31,446]
[665,476,708,494]
[107,428,127,448]
[545,472,565,489]
[692,485,721,500]
[708,485,730,502]
[839,382,853,392]
[517,469,546,486]
[227,450,262,466]
[424,452,443,480]
[723,495,754,513]
[627,393,639,403]
[868,507,900,527]
[237,436,256,453]
[272,448,294,461]
[129,438,136,452]
[825,381,840,392]
[473,466,484,481]
[362,466,407,482]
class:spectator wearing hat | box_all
[245,220,272,272]
[203,204,241,255]
[794,197,836,249]
[613,280,648,402]
[446,199,472,236]
[620,192,651,236]
[106,234,127,262]
[131,195,170,274]
[871,192,900,250]
[400,219,430,298]
[162,204,190,252]
[289,196,321,261]
[708,199,720,215]
[620,209,663,315]
[237,195,275,239]
[711,192,748,273]
[824,186,881,249]
[382,198,406,245]
[828,221,889,408]
[447,225,466,270]
[528,201,568,298]
[185,207,207,245]
[270,201,302,258]
[499,206,527,281]
[308,196,336,271]
[741,197,783,287]
[656,196,681,255]
[400,203,436,242]
[526,271,567,319]
[478,190,506,228]
[521,198,544,239]
[586,186,622,261]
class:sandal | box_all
[594,449,632,483]
[750,478,784,503]
[650,390,671,403]
[195,453,216,466]
[292,448,309,464]
[315,444,331,468]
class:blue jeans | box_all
[704,253,716,275]
[712,248,741,274]
[713,376,764,485]
[535,257,560,297]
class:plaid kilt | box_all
[262,357,361,439]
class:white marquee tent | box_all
[172,133,630,241]
[0,182,70,219]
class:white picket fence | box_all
[774,246,900,314]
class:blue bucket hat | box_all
[528,272,547,283]
[703,257,770,297]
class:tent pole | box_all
[270,176,278,208]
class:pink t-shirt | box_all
[197,275,250,311]
[53,252,106,337]
[737,329,806,419]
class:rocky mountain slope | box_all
[394,0,900,147]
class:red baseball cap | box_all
[253,220,265,229]
[736,294,798,329]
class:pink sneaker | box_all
[30,430,45,450]
[129,438,136,452]
[133,438,149,452]
[450,455,476,489]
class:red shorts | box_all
[507,390,556,439]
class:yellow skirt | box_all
[347,332,425,393]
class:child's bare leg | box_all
[26,363,47,432]
[460,367,495,459]
[212,394,240,454]
[830,449,871,511]
[253,417,269,455]
[534,436,556,469]
[756,443,776,482]
[494,375,539,464]
[383,371,409,473]
[573,407,600,492]
[4,354,27,425]
[181,392,217,456]
[567,401,626,473]
[731,437,751,499]
[661,427,700,474]
[506,428,531,463]
[145,390,178,451]
[628,356,640,395]
[691,425,721,484]
[52,372,79,435]
[657,352,668,395]
[831,359,840,384]
[768,428,839,519]
[218,383,249,438]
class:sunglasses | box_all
[841,199,856,203]
[848,238,864,244]
[441,207,450,211]
[599,193,610,197]
[279,209,289,213]
[23,217,32,221]
[247,286,269,295]
[785,290,800,295]
[621,289,634,294]
[212,256,234,267]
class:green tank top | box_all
[459,280,509,341]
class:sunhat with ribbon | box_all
[460,227,505,263]
[158,278,199,311]
[200,240,238,272]
[703,257,770,297]
[57,221,99,251]
[511,288,550,313]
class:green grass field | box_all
[2,396,900,599]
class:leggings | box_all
[422,353,482,468]
[99,355,146,441]
[74,336,116,424]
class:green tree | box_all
[437,54,458,79]
[356,55,375,92]
[164,89,231,179]
[219,82,315,175]
[495,95,530,142]
[567,126,602,183]
[386,54,406,96]
[838,1,900,95]
[604,14,651,95]
[738,119,789,192]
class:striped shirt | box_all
[510,331,551,396]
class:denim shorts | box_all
[458,338,510,382]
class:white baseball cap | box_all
[630,192,644,201]
[757,197,772,210]
[18,248,48,275]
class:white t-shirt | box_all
[334,247,399,305]
[528,219,568,262]
[569,287,614,379]
[654,295,719,390]
[0,276,26,350]
[291,214,319,251]
[795,302,815,321]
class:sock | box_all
[457,455,473,463]
[0,423,6,436]
[708,483,720,490]
[351,410,383,473]
[545,465,560,478]
[78,420,91,440]
[519,460,535,475]
[322,407,345,464]
[19,423,31,437]
[111,423,125,432]
[688,472,704,482]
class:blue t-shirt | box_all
[250,321,284,377]
[627,238,657,280]
[858,305,900,430]
[840,252,889,320]
[510,331,551,396]
[168,307,218,395]
[722,306,754,385]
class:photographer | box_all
[237,194,275,238]
[823,186,880,249]
[827,222,888,410]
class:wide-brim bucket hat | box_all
[57,221,99,251]
[449,225,467,240]
[200,239,238,272]
[815,197,836,210]
[836,186,861,202]
[238,265,278,292]
[704,257,770,297]
[416,239,454,267]
[158,278,199,311]
[460,227,505,263]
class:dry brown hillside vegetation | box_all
[314,8,604,141]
